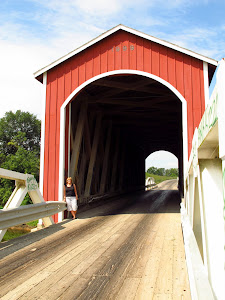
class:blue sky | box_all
[0,0,225,169]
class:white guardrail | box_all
[0,168,66,242]
[183,59,225,300]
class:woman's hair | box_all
[66,177,72,183]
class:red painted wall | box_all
[43,30,205,221]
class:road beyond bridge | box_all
[0,180,191,300]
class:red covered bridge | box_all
[34,24,217,222]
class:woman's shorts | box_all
[66,196,78,211]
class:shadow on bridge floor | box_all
[0,182,180,260]
[0,219,72,259]
[76,189,181,220]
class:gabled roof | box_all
[34,24,218,79]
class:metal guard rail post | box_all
[0,201,66,230]
[0,168,66,242]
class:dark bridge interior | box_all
[69,74,183,203]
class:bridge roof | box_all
[34,24,218,81]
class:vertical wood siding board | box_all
[70,62,72,95]
[175,52,184,96]
[48,73,58,204]
[53,77,61,223]
[54,107,61,209]
[136,36,144,71]
[55,67,65,210]
[78,54,86,86]
[199,63,205,116]
[100,40,108,74]
[151,43,160,76]
[115,34,122,70]
[43,81,51,201]
[71,56,79,92]
[128,34,130,70]
[86,57,93,80]
[57,67,65,107]
[80,63,86,86]
[64,62,72,100]
[149,42,152,73]
[85,48,94,81]
[54,75,59,204]
[129,34,137,70]
[107,36,115,71]
[159,45,168,81]
[167,49,176,88]
[183,56,194,156]
[121,33,129,69]
[192,59,202,128]
[143,40,151,73]
[93,44,101,77]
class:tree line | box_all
[146,166,178,177]
[0,111,41,208]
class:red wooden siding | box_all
[43,30,205,215]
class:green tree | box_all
[0,111,41,208]
[155,168,165,176]
[146,166,178,178]
[165,168,178,177]
[147,166,158,174]
[0,110,41,156]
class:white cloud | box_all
[1,0,225,122]
[158,26,225,60]
[75,0,122,15]
[145,151,178,170]
[0,41,47,119]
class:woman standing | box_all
[64,177,78,220]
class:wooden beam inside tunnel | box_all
[84,114,102,197]
[70,102,87,180]
[110,130,120,192]
[119,142,126,190]
[100,122,112,194]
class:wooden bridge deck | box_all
[0,180,191,299]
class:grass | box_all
[1,220,38,242]
[2,230,28,241]
[146,172,177,184]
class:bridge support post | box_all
[119,141,125,191]
[100,122,112,194]
[110,130,120,192]
[0,168,55,242]
[70,102,87,180]
[84,114,102,197]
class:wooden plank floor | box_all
[0,180,191,299]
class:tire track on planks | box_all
[0,195,135,279]
[71,214,152,300]
[0,214,125,293]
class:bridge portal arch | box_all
[58,70,188,211]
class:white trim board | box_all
[58,70,189,205]
[34,24,218,79]
[39,72,47,195]
[203,62,210,107]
